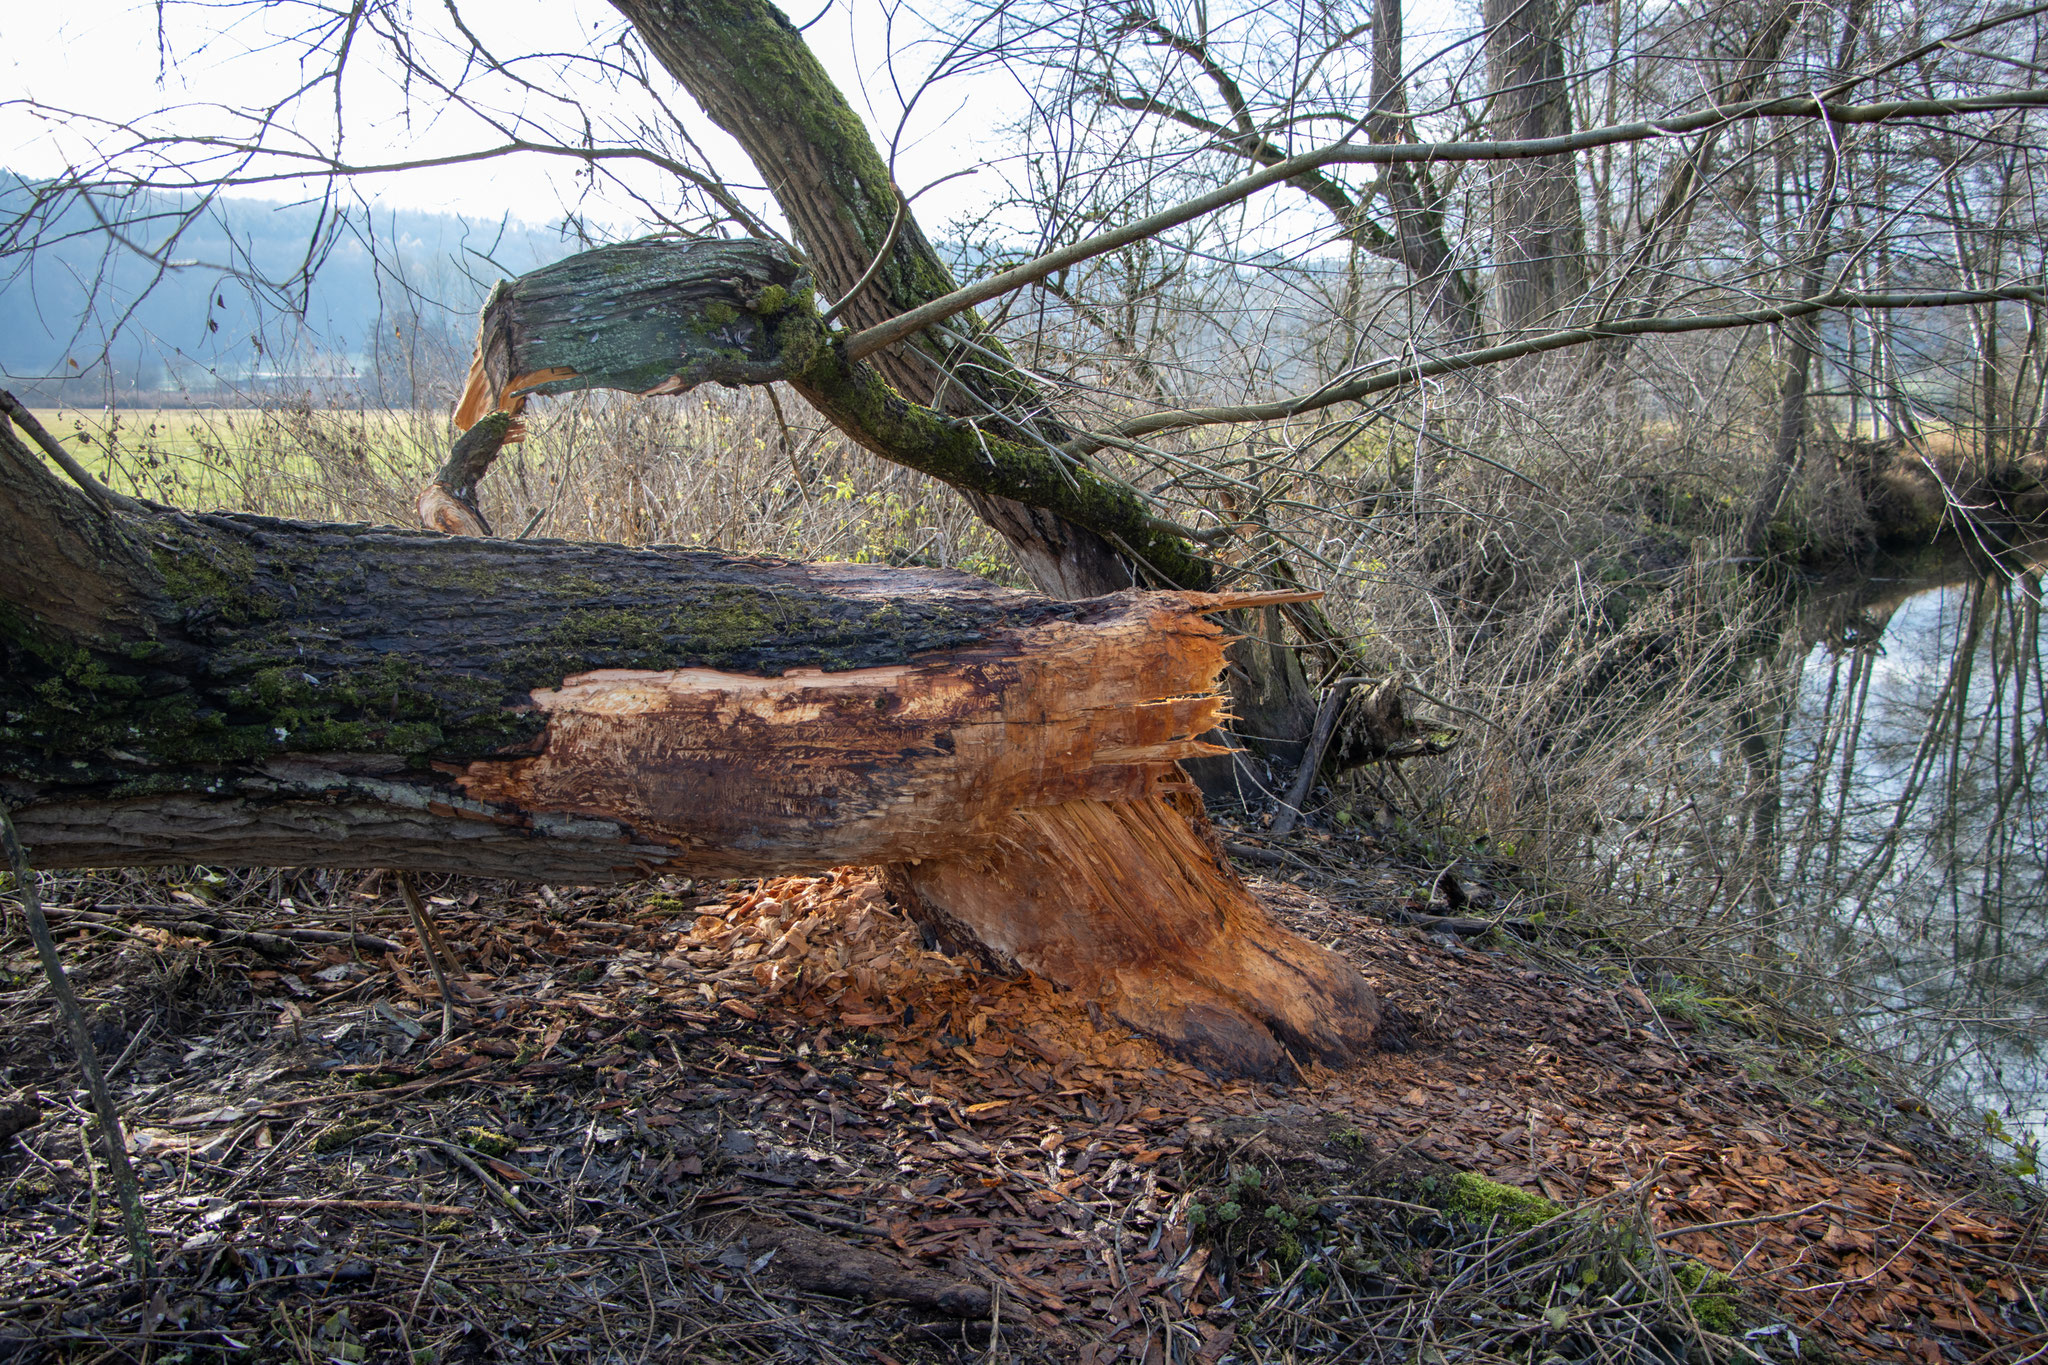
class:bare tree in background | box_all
[1484,0,1589,332]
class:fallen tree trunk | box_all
[0,413,1376,1073]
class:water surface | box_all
[1774,558,2045,1163]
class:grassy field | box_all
[28,406,436,516]
[24,395,1025,577]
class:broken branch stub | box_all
[452,237,805,429]
[419,411,515,536]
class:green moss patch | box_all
[457,1127,516,1159]
[1441,1170,1565,1230]
[1169,1116,1772,1359]
[312,1119,390,1154]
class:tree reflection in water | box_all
[1595,553,2044,1165]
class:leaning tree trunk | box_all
[612,0,1135,600]
[0,410,1376,1077]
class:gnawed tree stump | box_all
[419,236,1378,1070]
[891,793,1380,1075]
[0,413,1376,1074]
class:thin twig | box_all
[393,1134,532,1216]
[0,391,149,516]
[819,183,908,325]
[243,1197,472,1215]
[0,805,154,1277]
[396,871,462,1038]
[37,905,401,957]
[105,1014,155,1081]
[843,89,2048,362]
[1652,1200,1837,1239]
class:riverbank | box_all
[3,834,2038,1364]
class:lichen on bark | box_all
[470,237,803,404]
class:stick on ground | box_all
[1272,677,1361,838]
[395,871,462,1038]
[0,806,154,1277]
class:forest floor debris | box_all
[0,838,2040,1363]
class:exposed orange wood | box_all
[451,592,1237,876]
[452,359,573,434]
[452,350,494,432]
[1184,588,1325,611]
[399,406,1375,1074]
[890,792,1379,1076]
[417,483,492,537]
[506,367,578,398]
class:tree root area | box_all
[0,864,2038,1363]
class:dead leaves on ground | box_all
[0,864,2040,1364]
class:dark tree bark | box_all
[0,411,1377,1076]
[418,412,514,537]
[1484,0,1589,332]
[1367,0,1485,344]
[477,0,1327,760]
[439,230,1309,783]
[1744,0,1868,554]
[605,0,1329,786]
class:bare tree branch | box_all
[845,87,2048,362]
[1070,285,2048,453]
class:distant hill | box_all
[0,173,580,406]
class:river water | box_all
[1772,556,2045,1167]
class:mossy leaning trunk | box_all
[612,0,1139,600]
[445,238,1215,591]
[0,414,1378,1076]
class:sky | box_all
[2,0,1439,388]
[0,0,1021,236]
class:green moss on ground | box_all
[312,1120,389,1153]
[1167,1119,1783,1359]
[1441,1171,1566,1230]
[458,1128,516,1158]
[1674,1260,1743,1332]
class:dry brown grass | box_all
[41,388,1022,582]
